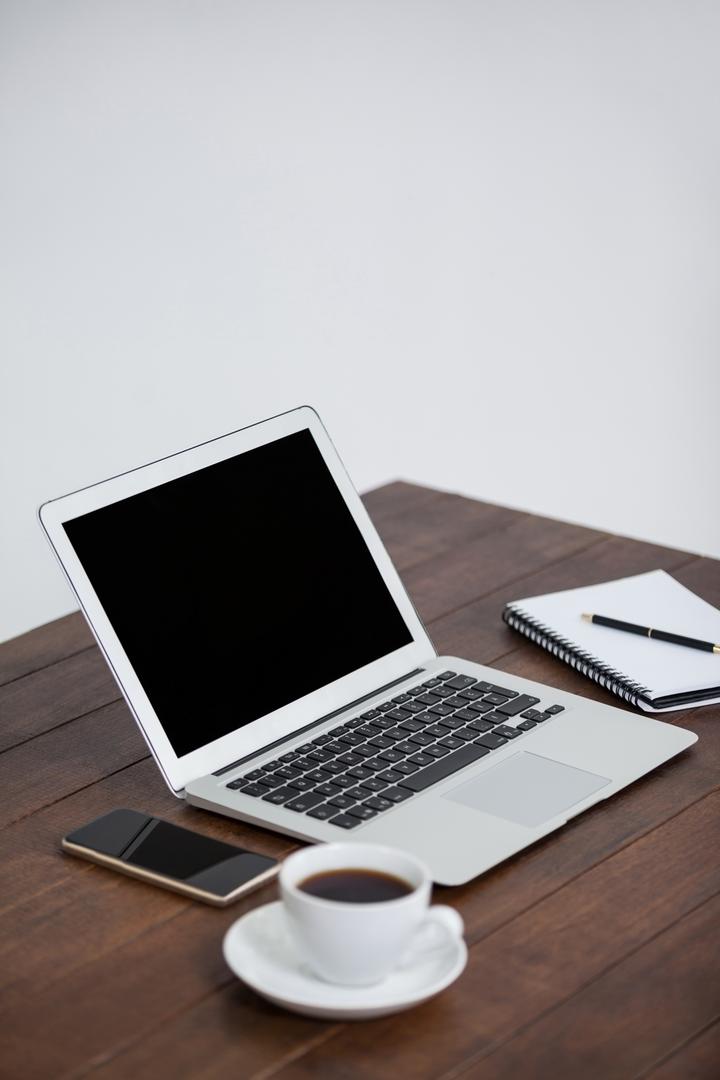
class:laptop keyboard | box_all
[225,671,565,829]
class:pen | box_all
[581,613,720,654]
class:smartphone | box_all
[62,809,279,906]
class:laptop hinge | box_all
[212,667,427,777]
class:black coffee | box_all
[299,868,414,903]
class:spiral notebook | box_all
[503,570,720,712]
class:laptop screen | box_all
[63,428,413,758]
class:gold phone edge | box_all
[61,838,279,907]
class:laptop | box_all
[39,406,697,884]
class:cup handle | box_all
[399,905,464,967]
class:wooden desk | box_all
[2,483,718,1079]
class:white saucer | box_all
[223,901,467,1020]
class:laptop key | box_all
[329,814,362,829]
[437,716,465,730]
[398,719,424,733]
[403,701,427,714]
[493,725,521,739]
[347,766,373,780]
[467,701,493,714]
[361,709,381,720]
[287,776,314,791]
[416,693,441,706]
[496,694,541,717]
[488,684,519,698]
[314,782,341,797]
[378,768,404,783]
[445,696,470,710]
[398,744,489,792]
[364,796,393,812]
[285,792,326,812]
[445,675,476,690]
[434,686,455,698]
[256,774,285,789]
[455,727,477,742]
[236,783,266,797]
[358,723,382,737]
[521,709,544,721]
[430,703,454,716]
[262,787,297,805]
[483,693,510,706]
[484,711,507,725]
[387,709,411,723]
[333,775,359,789]
[458,687,484,701]
[359,777,388,792]
[377,749,403,764]
[354,744,379,759]
[409,751,434,767]
[275,766,301,780]
[454,708,478,723]
[372,716,396,729]
[518,720,537,731]
[393,761,419,775]
[423,677,442,688]
[226,778,246,789]
[467,718,493,734]
[306,769,329,784]
[546,704,565,714]
[328,794,357,809]
[425,744,450,758]
[438,671,457,679]
[338,752,362,766]
[369,735,392,749]
[322,740,345,755]
[279,752,299,764]
[347,805,377,821]
[320,761,345,776]
[383,786,414,803]
[426,723,449,738]
[475,732,509,750]
[307,805,335,820]
[344,717,364,728]
[383,727,406,742]
[341,732,365,746]
[439,736,463,750]
[409,732,434,747]
[393,693,411,704]
[243,768,265,781]
[358,756,385,771]
[312,734,333,746]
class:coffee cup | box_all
[279,842,464,986]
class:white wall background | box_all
[2,0,719,643]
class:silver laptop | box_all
[39,406,696,885]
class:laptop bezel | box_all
[38,406,435,794]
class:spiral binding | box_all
[502,604,652,707]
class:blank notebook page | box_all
[513,570,720,698]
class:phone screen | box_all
[65,810,277,899]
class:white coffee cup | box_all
[279,842,464,987]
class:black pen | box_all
[582,613,720,654]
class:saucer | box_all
[223,901,467,1020]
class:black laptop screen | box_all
[63,429,413,758]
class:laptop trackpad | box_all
[444,752,610,828]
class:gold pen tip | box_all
[714,644,720,655]
[581,613,593,623]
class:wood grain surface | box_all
[1,482,718,1080]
